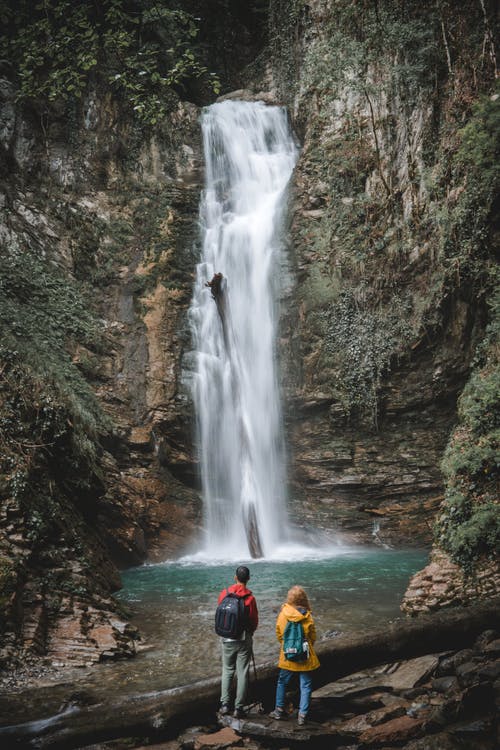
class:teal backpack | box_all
[283,620,309,662]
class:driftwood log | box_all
[1,598,498,748]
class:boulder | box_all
[358,715,427,745]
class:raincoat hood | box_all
[282,603,310,622]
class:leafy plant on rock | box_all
[436,276,500,572]
[0,0,220,124]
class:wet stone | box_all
[367,701,408,726]
[218,713,335,744]
[448,716,495,738]
[193,727,243,750]
[337,713,371,735]
[436,650,474,677]
[483,638,500,655]
[455,659,487,686]
[474,630,498,651]
[404,731,477,749]
[385,655,439,690]
[476,659,500,681]
[432,676,459,693]
[358,715,427,745]
[134,743,181,750]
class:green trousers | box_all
[220,633,253,709]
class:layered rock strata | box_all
[269,0,498,557]
[402,550,500,615]
[0,85,203,664]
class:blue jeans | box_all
[275,668,313,716]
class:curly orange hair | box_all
[286,585,311,611]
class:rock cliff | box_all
[0,0,498,668]
[0,0,273,668]
[269,0,499,576]
[0,85,205,664]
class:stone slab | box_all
[359,715,427,744]
[194,727,242,749]
[385,655,440,690]
[219,713,334,743]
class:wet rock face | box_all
[402,550,500,615]
[285,393,455,546]
[271,1,493,548]
[0,83,203,663]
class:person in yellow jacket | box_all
[269,585,320,725]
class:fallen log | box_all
[1,598,498,748]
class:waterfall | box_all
[189,100,298,560]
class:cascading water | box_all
[189,100,298,560]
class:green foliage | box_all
[458,368,500,436]
[269,0,305,99]
[436,270,500,571]
[0,239,112,501]
[0,245,104,394]
[0,0,220,124]
[435,91,499,566]
[0,346,105,500]
[442,429,499,478]
[429,87,499,276]
[0,556,17,600]
[436,485,499,573]
[299,0,441,107]
[457,91,500,181]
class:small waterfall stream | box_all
[189,100,298,559]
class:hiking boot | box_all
[233,707,246,719]
[297,713,307,726]
[269,707,286,720]
[219,703,231,715]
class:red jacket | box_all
[218,583,259,634]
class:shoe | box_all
[297,713,307,726]
[269,708,285,720]
[219,703,231,715]
[233,707,246,719]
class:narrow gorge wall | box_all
[0,0,272,668]
[269,0,499,563]
[0,87,206,664]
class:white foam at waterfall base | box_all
[189,99,304,560]
[178,541,359,566]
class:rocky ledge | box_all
[1,602,498,749]
[53,627,499,750]
[402,550,500,615]
[217,632,500,749]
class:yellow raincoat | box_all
[276,603,320,671]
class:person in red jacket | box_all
[217,565,259,718]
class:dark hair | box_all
[235,565,250,583]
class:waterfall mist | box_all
[189,100,298,560]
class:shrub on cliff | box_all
[0,0,219,124]
[436,278,500,572]
[0,238,113,639]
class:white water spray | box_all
[189,100,298,559]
